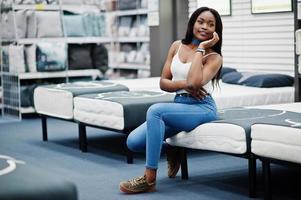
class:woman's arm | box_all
[159,41,187,92]
[186,32,222,91]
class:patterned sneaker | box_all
[166,146,181,178]
[119,175,156,194]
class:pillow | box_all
[36,42,67,72]
[36,11,63,38]
[222,71,294,88]
[24,44,37,72]
[63,14,86,37]
[220,67,237,78]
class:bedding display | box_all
[73,90,175,131]
[34,81,129,119]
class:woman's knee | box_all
[126,134,145,152]
[146,103,164,119]
[126,124,147,152]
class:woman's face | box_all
[193,11,216,41]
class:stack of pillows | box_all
[220,67,294,88]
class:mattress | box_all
[107,77,161,92]
[73,90,175,131]
[251,103,301,164]
[109,78,294,109]
[34,81,129,119]
[212,82,294,109]
[167,102,301,156]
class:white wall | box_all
[189,0,294,72]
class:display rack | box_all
[294,0,301,102]
[108,0,150,79]
[0,1,108,119]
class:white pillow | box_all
[36,11,63,38]
[25,44,37,72]
[9,44,26,73]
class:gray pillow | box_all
[26,10,37,38]
[61,0,83,4]
[0,12,15,39]
[36,11,63,38]
[15,10,28,38]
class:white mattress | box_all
[73,90,174,131]
[212,82,294,109]
[167,102,297,156]
[109,78,294,109]
[34,81,128,119]
[107,77,161,92]
[251,102,301,164]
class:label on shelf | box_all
[35,4,46,11]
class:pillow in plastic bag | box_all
[36,11,63,37]
[63,14,86,37]
[9,44,26,73]
[36,42,67,71]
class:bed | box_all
[166,102,299,198]
[250,103,301,200]
[73,90,175,163]
[34,81,129,119]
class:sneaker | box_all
[166,146,181,178]
[119,175,156,194]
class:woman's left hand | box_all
[198,32,219,49]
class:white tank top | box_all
[170,44,217,94]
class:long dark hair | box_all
[182,7,223,85]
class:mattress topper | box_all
[41,81,129,96]
[78,90,175,105]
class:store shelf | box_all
[15,37,112,44]
[12,4,100,12]
[117,37,149,43]
[16,69,101,80]
[110,63,150,70]
[114,9,148,16]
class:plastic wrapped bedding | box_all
[73,91,175,131]
[250,103,301,164]
[34,81,129,119]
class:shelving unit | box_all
[0,0,151,120]
[108,0,150,79]
[0,1,109,119]
[294,0,301,102]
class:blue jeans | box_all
[127,94,218,169]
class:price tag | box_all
[35,4,45,11]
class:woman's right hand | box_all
[185,83,208,100]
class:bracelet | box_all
[196,48,205,55]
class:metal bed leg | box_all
[180,147,189,180]
[262,159,272,200]
[78,123,87,152]
[41,115,48,141]
[124,134,133,164]
[248,155,257,198]
[126,146,133,164]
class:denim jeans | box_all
[127,94,218,169]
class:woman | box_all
[120,7,223,193]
